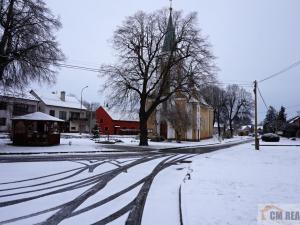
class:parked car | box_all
[261,133,280,142]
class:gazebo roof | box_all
[12,112,64,122]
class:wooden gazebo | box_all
[11,112,64,146]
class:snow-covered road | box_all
[0,138,299,225]
[0,153,191,225]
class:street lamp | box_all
[80,85,88,135]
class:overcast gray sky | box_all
[37,0,300,121]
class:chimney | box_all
[60,91,66,101]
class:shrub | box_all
[150,136,165,142]
[92,125,100,139]
[261,133,280,142]
[222,131,232,139]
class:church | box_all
[147,5,214,141]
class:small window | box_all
[71,127,76,130]
[0,102,7,110]
[49,110,55,117]
[70,112,80,120]
[100,119,103,123]
[105,127,108,131]
[0,118,6,126]
[59,111,67,120]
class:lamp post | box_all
[80,85,88,135]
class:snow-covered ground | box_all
[0,133,251,154]
[113,135,252,149]
[0,137,299,225]
[181,138,300,225]
[0,136,104,154]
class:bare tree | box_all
[165,99,191,142]
[100,9,216,145]
[223,84,253,137]
[201,85,227,137]
[0,0,64,88]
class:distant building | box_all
[287,115,300,137]
[238,125,253,135]
[95,106,139,135]
[30,90,87,133]
[0,90,39,132]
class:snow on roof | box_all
[32,90,87,110]
[199,96,210,106]
[12,112,64,122]
[288,116,300,124]
[241,125,252,130]
[104,106,139,122]
[0,89,38,101]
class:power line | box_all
[257,86,269,110]
[57,63,101,73]
[259,59,300,83]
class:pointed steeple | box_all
[162,1,176,52]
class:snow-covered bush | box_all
[261,133,280,142]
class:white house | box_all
[0,89,39,132]
[30,90,87,133]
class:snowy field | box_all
[0,138,299,224]
[182,139,300,225]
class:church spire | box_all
[162,0,176,52]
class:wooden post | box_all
[254,80,260,150]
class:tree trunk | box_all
[217,113,221,137]
[139,113,148,146]
[229,121,233,138]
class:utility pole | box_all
[254,80,259,150]
[80,85,88,135]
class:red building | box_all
[95,106,140,135]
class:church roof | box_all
[162,8,176,52]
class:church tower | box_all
[162,2,175,53]
[161,2,176,97]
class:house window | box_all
[71,127,76,130]
[105,127,108,131]
[100,119,103,123]
[70,112,80,120]
[49,110,55,117]
[0,102,7,110]
[59,111,67,120]
[0,118,6,126]
[13,104,28,116]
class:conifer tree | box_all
[263,106,277,133]
[277,106,287,131]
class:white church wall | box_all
[167,122,176,139]
[187,128,193,140]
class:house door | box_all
[160,121,168,139]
